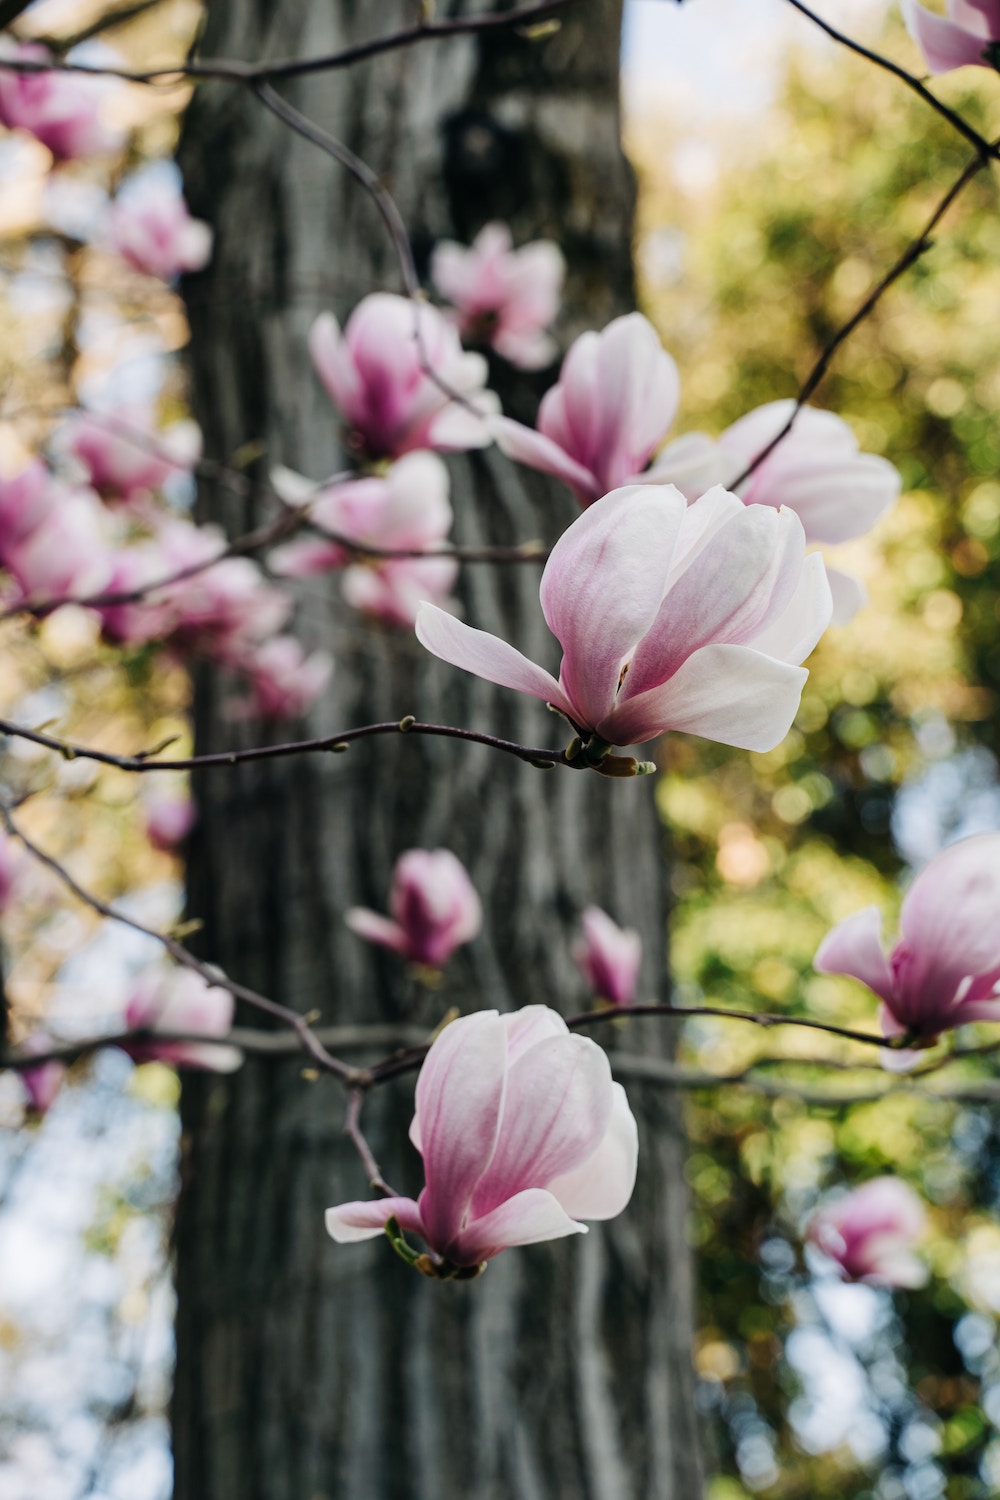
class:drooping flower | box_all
[309,293,499,461]
[345,849,482,969]
[124,967,243,1072]
[326,1005,638,1273]
[431,221,565,369]
[417,483,832,755]
[573,906,642,1009]
[57,405,202,504]
[491,312,680,507]
[815,832,1000,1045]
[0,41,124,160]
[807,1177,928,1288]
[903,0,1000,75]
[649,401,900,622]
[269,451,458,626]
[107,165,213,280]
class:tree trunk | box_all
[172,3,704,1497]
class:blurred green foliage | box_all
[632,14,1000,1498]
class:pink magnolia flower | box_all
[0,42,124,160]
[3,484,112,603]
[346,849,482,969]
[143,791,196,853]
[807,1177,928,1288]
[815,832,1000,1045]
[108,168,213,280]
[18,1036,65,1115]
[58,406,202,503]
[124,967,243,1072]
[491,312,680,507]
[903,0,1000,74]
[573,906,642,1008]
[431,221,565,369]
[417,483,832,754]
[650,402,901,623]
[0,458,58,548]
[309,293,499,461]
[326,1005,638,1273]
[269,451,458,626]
[233,635,333,720]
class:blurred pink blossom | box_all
[18,1036,65,1115]
[108,170,213,280]
[418,483,832,754]
[0,42,124,160]
[345,848,482,969]
[326,1005,638,1271]
[0,458,58,547]
[2,481,112,603]
[815,833,1000,1046]
[309,293,499,461]
[807,1177,928,1288]
[431,221,565,369]
[573,906,642,1008]
[143,791,196,852]
[903,0,1000,74]
[58,406,201,503]
[234,635,333,720]
[124,967,243,1072]
[492,313,679,506]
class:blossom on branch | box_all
[143,791,196,853]
[345,849,482,969]
[309,293,499,461]
[108,165,213,281]
[233,635,333,721]
[491,312,680,506]
[57,405,202,505]
[417,484,832,755]
[0,42,124,161]
[0,462,112,602]
[815,832,1000,1046]
[573,906,642,1008]
[326,1006,638,1275]
[903,0,1000,75]
[124,968,243,1073]
[431,221,565,369]
[807,1177,928,1288]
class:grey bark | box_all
[172,3,704,1498]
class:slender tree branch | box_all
[345,1087,399,1195]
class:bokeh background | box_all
[4,1,1000,1497]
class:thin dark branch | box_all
[345,1088,399,1195]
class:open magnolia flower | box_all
[417,483,832,757]
[345,848,481,969]
[492,312,679,506]
[57,405,202,504]
[807,1177,928,1288]
[903,0,1000,75]
[815,833,1000,1046]
[326,1006,638,1275]
[431,221,565,369]
[573,906,642,1009]
[0,41,124,160]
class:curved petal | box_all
[814,906,895,1002]
[539,484,686,730]
[643,432,742,500]
[491,415,600,503]
[344,907,409,955]
[895,834,1000,1022]
[546,1082,638,1221]
[416,1011,508,1252]
[749,453,900,547]
[470,1033,614,1219]
[903,0,992,70]
[309,311,362,415]
[746,552,833,665]
[825,564,868,625]
[601,644,808,752]
[415,602,575,719]
[501,1004,570,1064]
[453,1187,586,1264]
[325,1196,425,1244]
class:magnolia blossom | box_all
[418,484,832,754]
[0,42,124,160]
[903,0,1000,74]
[326,1006,638,1272]
[346,849,482,968]
[807,1177,928,1288]
[269,451,458,626]
[58,406,202,504]
[815,833,1000,1046]
[143,791,196,853]
[234,635,333,720]
[309,293,499,461]
[0,458,57,547]
[650,402,901,623]
[1,478,112,603]
[573,906,642,1009]
[108,167,213,280]
[124,968,243,1072]
[19,1037,65,1115]
[492,312,680,506]
[431,221,565,369]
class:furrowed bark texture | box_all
[173,3,704,1497]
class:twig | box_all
[345,1087,398,1196]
